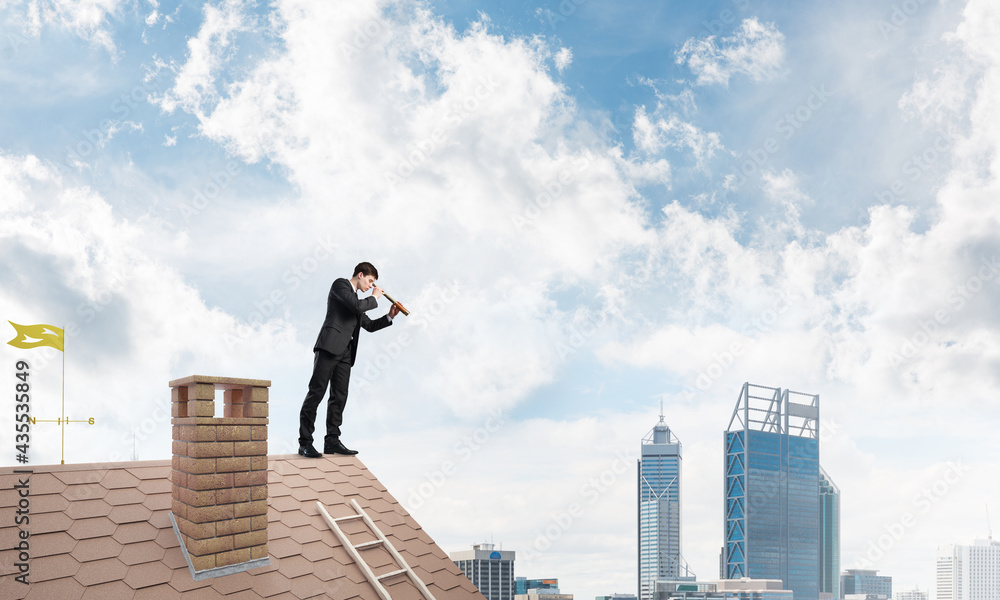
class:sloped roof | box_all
[0,455,485,600]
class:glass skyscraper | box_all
[638,411,691,600]
[724,383,820,600]
[819,469,840,599]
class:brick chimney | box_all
[169,375,271,579]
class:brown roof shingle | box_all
[1,455,485,600]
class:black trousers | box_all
[298,348,352,448]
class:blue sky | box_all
[2,1,999,598]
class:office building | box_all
[841,570,891,598]
[937,540,1000,600]
[938,545,959,600]
[723,383,821,600]
[516,593,572,600]
[639,410,693,600]
[654,580,722,599]
[655,580,720,599]
[818,470,840,600]
[894,589,927,600]
[517,578,560,595]
[716,579,794,599]
[654,578,792,599]
[452,543,515,600]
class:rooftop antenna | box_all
[659,397,665,424]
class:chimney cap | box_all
[169,375,272,388]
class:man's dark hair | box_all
[353,262,379,280]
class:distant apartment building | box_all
[841,569,892,598]
[723,383,822,600]
[937,540,1000,600]
[894,588,928,600]
[452,543,515,600]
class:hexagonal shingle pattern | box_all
[0,454,484,600]
[70,537,122,562]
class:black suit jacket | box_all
[313,278,392,365]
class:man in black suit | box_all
[298,262,400,458]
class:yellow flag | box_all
[7,322,64,351]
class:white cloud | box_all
[758,168,810,241]
[898,65,973,125]
[2,0,125,55]
[156,0,255,116]
[603,0,1000,495]
[140,0,663,426]
[635,76,698,116]
[632,107,660,153]
[675,17,786,86]
[632,105,723,169]
[144,0,160,26]
[619,155,671,186]
[760,168,807,206]
[554,47,572,72]
[0,153,308,465]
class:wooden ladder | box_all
[316,498,438,600]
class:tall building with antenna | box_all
[638,404,692,600]
[723,383,821,600]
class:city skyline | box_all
[445,390,987,600]
[451,387,981,600]
[3,0,1000,598]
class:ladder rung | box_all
[334,514,364,522]
[376,568,408,580]
[318,499,439,600]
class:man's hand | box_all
[372,286,385,299]
[389,304,400,318]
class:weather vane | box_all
[8,321,95,465]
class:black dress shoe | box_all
[298,444,322,458]
[324,440,359,455]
